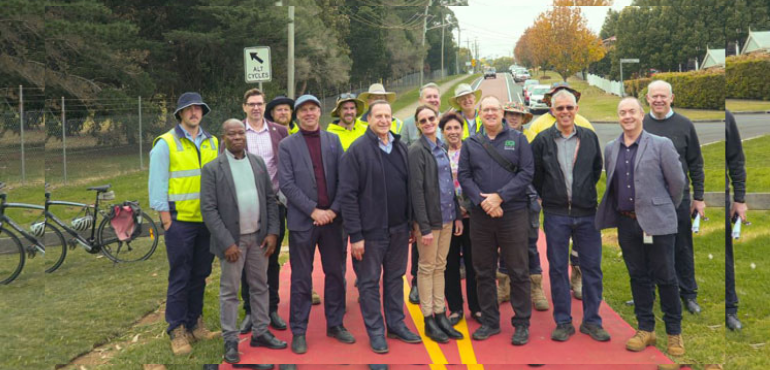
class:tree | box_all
[553,0,613,5]
[519,6,606,81]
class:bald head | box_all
[222,118,247,155]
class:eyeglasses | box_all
[418,115,437,124]
[338,92,356,100]
[554,105,576,112]
[245,102,265,108]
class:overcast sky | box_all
[449,0,634,60]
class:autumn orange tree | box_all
[515,3,606,81]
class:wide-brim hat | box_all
[449,83,482,110]
[174,92,210,121]
[502,101,534,124]
[358,83,396,103]
[265,95,295,122]
[331,93,365,118]
[543,85,582,108]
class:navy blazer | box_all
[278,129,344,231]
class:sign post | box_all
[244,46,272,90]
[619,58,640,97]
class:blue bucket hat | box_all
[174,92,211,121]
[294,94,321,111]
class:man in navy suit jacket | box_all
[278,95,355,354]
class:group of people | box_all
[146,76,726,370]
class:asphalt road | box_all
[479,72,770,148]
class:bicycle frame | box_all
[0,193,46,256]
[45,191,107,253]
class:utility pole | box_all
[455,26,460,74]
[288,5,295,98]
[19,85,25,184]
[440,14,446,78]
[419,0,432,87]
[62,96,67,184]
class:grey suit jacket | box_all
[201,152,280,259]
[278,130,344,231]
[595,130,685,235]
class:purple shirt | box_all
[611,134,640,212]
[245,119,279,192]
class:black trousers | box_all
[445,218,480,314]
[617,215,682,335]
[410,241,419,286]
[470,207,531,328]
[242,205,286,314]
[674,198,698,300]
[288,219,346,335]
[726,205,738,315]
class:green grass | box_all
[389,73,479,117]
[530,71,725,122]
[726,99,770,112]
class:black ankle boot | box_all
[435,312,464,339]
[423,315,449,343]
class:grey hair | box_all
[419,82,440,98]
[618,97,645,113]
[647,80,673,95]
[551,89,577,105]
[367,99,391,115]
[222,118,245,130]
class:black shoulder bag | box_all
[471,134,518,174]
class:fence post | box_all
[62,96,67,185]
[138,96,143,170]
[19,85,25,185]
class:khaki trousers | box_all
[415,222,453,316]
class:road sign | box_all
[620,58,640,63]
[244,46,272,83]
[471,59,476,67]
[465,61,472,67]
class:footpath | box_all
[393,75,473,121]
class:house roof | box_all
[741,29,770,54]
[701,48,725,69]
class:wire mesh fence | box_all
[1,70,446,186]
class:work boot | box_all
[169,325,193,356]
[143,365,167,370]
[435,312,463,339]
[570,265,582,300]
[530,274,549,311]
[625,330,656,352]
[423,315,449,343]
[496,271,510,304]
[312,290,321,305]
[667,334,685,356]
[189,316,221,342]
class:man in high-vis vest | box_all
[327,92,367,151]
[149,92,220,356]
[448,83,483,140]
[357,83,404,135]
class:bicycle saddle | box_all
[87,184,112,192]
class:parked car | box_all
[514,68,530,82]
[522,79,540,105]
[484,68,497,79]
[527,84,551,113]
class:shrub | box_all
[625,69,725,110]
[726,53,770,100]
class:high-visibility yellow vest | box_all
[461,111,483,140]
[525,113,595,142]
[288,121,300,135]
[153,128,219,222]
[326,120,368,151]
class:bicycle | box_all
[45,183,160,266]
[0,182,47,284]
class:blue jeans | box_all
[543,213,603,326]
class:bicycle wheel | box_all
[0,227,25,284]
[44,222,67,273]
[98,211,159,263]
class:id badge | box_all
[643,232,653,244]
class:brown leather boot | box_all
[570,265,582,300]
[625,330,656,352]
[169,325,192,356]
[189,316,221,342]
[667,334,685,356]
[496,271,510,304]
[530,274,549,311]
